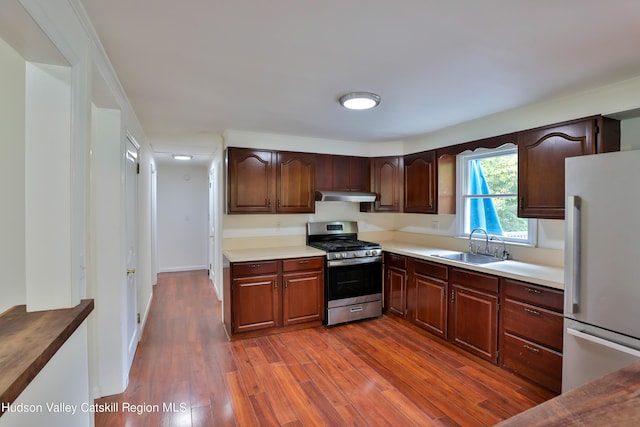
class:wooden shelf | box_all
[0,299,94,416]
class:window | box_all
[456,144,536,245]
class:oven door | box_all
[326,258,382,302]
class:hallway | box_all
[94,270,553,426]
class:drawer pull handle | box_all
[526,288,542,295]
[524,307,540,316]
[299,260,309,264]
[251,264,261,268]
[523,344,540,353]
[350,306,364,313]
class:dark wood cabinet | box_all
[410,258,448,339]
[384,253,407,318]
[500,279,564,393]
[364,156,403,212]
[449,268,499,363]
[227,148,276,213]
[517,116,620,219]
[404,151,437,213]
[225,256,324,338]
[276,151,315,213]
[231,261,280,333]
[227,147,316,214]
[315,154,370,192]
[282,257,324,325]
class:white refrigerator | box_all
[563,149,640,393]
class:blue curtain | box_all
[469,160,503,235]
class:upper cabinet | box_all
[227,147,315,214]
[404,151,437,214]
[518,116,620,219]
[363,156,404,212]
[276,151,316,213]
[227,148,276,213]
[316,154,369,192]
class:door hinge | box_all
[137,313,141,324]
[136,163,140,174]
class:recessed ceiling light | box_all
[172,154,193,160]
[339,92,381,110]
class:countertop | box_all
[0,299,94,416]
[379,241,564,290]
[223,245,326,263]
[223,241,563,290]
[495,361,640,426]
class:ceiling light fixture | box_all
[172,154,193,160]
[339,92,381,110]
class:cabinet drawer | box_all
[385,253,407,269]
[502,332,562,393]
[282,256,324,272]
[232,260,279,276]
[503,299,564,351]
[451,268,498,294]
[411,258,448,281]
[503,279,563,312]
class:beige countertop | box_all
[223,241,564,290]
[223,245,326,263]
[379,241,564,290]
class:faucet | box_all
[490,235,510,260]
[469,228,489,254]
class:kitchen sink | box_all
[433,252,505,265]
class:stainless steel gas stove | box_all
[306,221,383,326]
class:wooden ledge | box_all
[0,299,94,416]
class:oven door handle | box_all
[327,256,382,267]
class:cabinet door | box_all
[232,274,279,333]
[385,265,407,318]
[450,284,499,363]
[315,154,334,191]
[227,148,275,213]
[372,156,403,212]
[414,273,447,338]
[517,119,596,219]
[282,270,324,325]
[404,151,437,213]
[277,151,315,213]
[347,156,370,192]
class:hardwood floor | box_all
[94,270,554,427]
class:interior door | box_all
[125,135,139,370]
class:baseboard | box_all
[158,265,207,273]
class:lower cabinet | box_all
[383,251,564,393]
[384,253,408,318]
[500,279,564,393]
[282,258,325,326]
[410,258,448,339]
[449,268,499,363]
[225,256,324,338]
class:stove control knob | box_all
[334,253,341,259]
[365,250,372,256]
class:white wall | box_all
[0,38,26,314]
[157,163,209,272]
[0,324,90,427]
[24,61,73,311]
[0,0,151,422]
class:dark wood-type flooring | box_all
[94,270,554,427]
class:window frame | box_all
[455,144,537,246]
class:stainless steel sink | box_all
[433,252,505,265]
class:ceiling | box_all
[81,0,640,144]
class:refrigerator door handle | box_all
[565,195,581,314]
[567,328,640,358]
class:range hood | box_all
[315,190,377,202]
